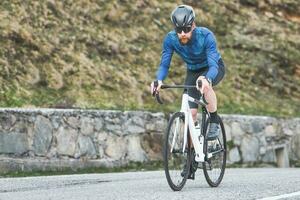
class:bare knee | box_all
[191,109,198,122]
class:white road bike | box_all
[155,82,227,191]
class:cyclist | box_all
[151,5,225,145]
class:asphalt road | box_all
[0,168,300,200]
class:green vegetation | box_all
[226,162,277,168]
[0,1,299,117]
[290,160,300,168]
[3,160,299,177]
[226,141,235,150]
[0,161,164,178]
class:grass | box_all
[290,160,300,168]
[1,1,299,118]
[0,161,164,178]
[1,160,298,178]
[226,141,235,150]
[226,162,278,168]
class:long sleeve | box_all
[204,32,220,81]
[156,35,174,81]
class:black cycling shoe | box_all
[181,163,195,179]
[207,123,220,141]
[180,163,189,178]
[188,171,195,179]
[190,149,198,174]
[181,149,197,180]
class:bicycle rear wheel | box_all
[163,112,191,191]
[202,115,227,187]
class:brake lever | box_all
[197,80,208,105]
[197,80,202,89]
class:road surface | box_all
[0,168,300,200]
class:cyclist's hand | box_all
[151,80,162,96]
[196,76,210,94]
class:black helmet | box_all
[171,5,195,28]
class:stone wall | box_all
[0,108,299,172]
[222,114,300,167]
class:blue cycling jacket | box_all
[156,27,221,81]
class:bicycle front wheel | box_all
[163,112,191,191]
[202,116,227,187]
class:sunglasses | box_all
[175,26,192,34]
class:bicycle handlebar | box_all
[154,81,208,106]
[161,85,196,89]
[160,80,202,89]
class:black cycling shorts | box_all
[184,58,225,109]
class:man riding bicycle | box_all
[151,4,225,141]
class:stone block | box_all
[51,116,61,129]
[127,136,147,162]
[94,118,103,131]
[104,136,127,160]
[241,135,259,162]
[11,119,28,133]
[124,115,146,135]
[66,116,80,129]
[262,149,276,163]
[251,119,265,133]
[231,122,245,145]
[224,123,232,141]
[264,125,276,137]
[77,135,97,157]
[33,116,53,156]
[291,133,300,160]
[0,132,29,154]
[141,133,163,160]
[80,117,94,136]
[0,114,17,130]
[105,124,123,135]
[56,127,78,156]
[97,131,108,143]
[229,147,241,163]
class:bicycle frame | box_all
[171,93,208,162]
[159,84,227,189]
[184,93,205,162]
[155,84,212,162]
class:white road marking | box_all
[258,191,300,200]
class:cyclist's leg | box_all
[191,109,198,122]
[203,59,226,140]
[203,58,226,113]
[200,81,217,112]
[184,68,207,121]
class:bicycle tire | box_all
[163,112,191,191]
[202,115,227,187]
